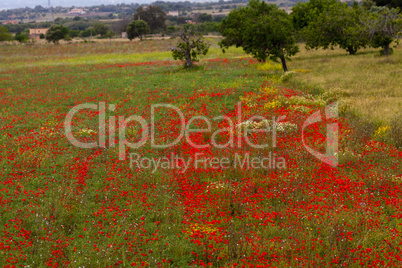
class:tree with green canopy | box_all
[46,24,69,44]
[127,20,150,41]
[304,4,370,55]
[291,0,339,30]
[134,6,167,33]
[171,25,210,68]
[220,0,299,72]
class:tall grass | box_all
[286,42,402,147]
[287,43,401,124]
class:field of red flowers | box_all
[0,40,401,267]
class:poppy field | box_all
[0,40,401,267]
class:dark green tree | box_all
[171,26,210,68]
[220,0,299,72]
[0,26,12,42]
[198,13,213,22]
[291,0,339,30]
[46,24,69,44]
[14,32,29,43]
[93,22,109,36]
[134,6,167,33]
[304,4,370,55]
[373,0,402,9]
[127,20,150,41]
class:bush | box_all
[166,26,176,35]
[220,0,299,72]
[80,28,93,38]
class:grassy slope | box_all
[287,43,402,125]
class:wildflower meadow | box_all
[0,39,401,267]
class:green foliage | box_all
[68,30,81,38]
[65,21,92,31]
[304,4,370,55]
[198,13,213,22]
[0,26,12,41]
[291,0,339,30]
[105,30,115,39]
[166,26,176,35]
[171,26,210,67]
[126,20,150,41]
[45,24,69,44]
[14,32,29,43]
[198,22,221,34]
[134,5,167,33]
[79,28,93,38]
[93,22,109,36]
[293,0,401,56]
[366,6,402,56]
[220,0,299,72]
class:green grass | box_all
[0,38,245,70]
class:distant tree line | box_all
[292,0,402,56]
[219,0,401,72]
[2,0,400,61]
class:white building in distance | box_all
[69,8,86,15]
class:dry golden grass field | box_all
[287,43,401,127]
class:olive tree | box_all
[171,26,210,68]
[134,6,167,33]
[366,6,402,56]
[220,0,299,72]
[46,24,69,44]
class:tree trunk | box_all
[384,43,390,56]
[186,56,192,67]
[347,47,356,55]
[280,56,288,72]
